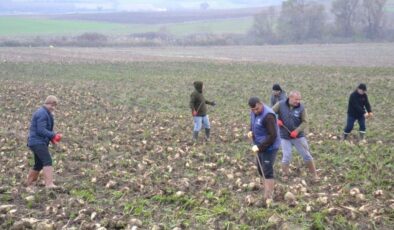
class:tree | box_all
[361,0,387,39]
[331,0,360,37]
[250,6,278,44]
[277,0,326,43]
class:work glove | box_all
[51,133,62,144]
[192,110,197,116]
[247,131,253,139]
[290,130,298,139]
[252,145,259,153]
[277,119,284,127]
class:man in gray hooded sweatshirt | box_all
[190,81,216,142]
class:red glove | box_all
[192,110,197,116]
[51,133,62,144]
[290,131,298,139]
[277,119,284,127]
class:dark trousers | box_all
[29,144,52,171]
[344,115,366,134]
[256,149,277,179]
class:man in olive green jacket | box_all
[190,81,216,142]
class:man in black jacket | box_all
[343,83,373,140]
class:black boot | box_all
[192,131,199,142]
[359,132,365,140]
[342,133,348,141]
[205,128,210,141]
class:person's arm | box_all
[36,113,55,139]
[272,102,280,114]
[258,114,277,152]
[365,94,372,113]
[190,94,196,111]
[295,108,308,133]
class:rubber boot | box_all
[26,169,40,186]
[306,160,319,182]
[342,133,349,141]
[359,132,365,140]
[192,131,199,143]
[281,164,290,181]
[205,128,210,142]
[42,166,57,188]
[263,179,275,207]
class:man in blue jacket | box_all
[247,97,281,204]
[343,83,373,141]
[26,95,62,188]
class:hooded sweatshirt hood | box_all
[194,81,203,93]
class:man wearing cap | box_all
[343,83,373,140]
[247,97,281,204]
[190,81,216,142]
[26,95,62,188]
[272,91,319,182]
[270,84,287,107]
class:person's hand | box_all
[252,145,259,153]
[368,112,373,118]
[364,112,369,118]
[290,130,298,139]
[51,133,62,144]
[192,110,197,116]
[247,131,253,139]
[277,119,284,127]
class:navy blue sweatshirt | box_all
[347,90,372,118]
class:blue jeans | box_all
[193,115,210,132]
[344,115,366,134]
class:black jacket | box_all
[347,90,372,118]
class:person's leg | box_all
[202,115,211,141]
[193,116,202,142]
[280,139,293,179]
[343,115,356,140]
[358,116,366,140]
[34,145,56,188]
[27,147,43,186]
[293,137,319,181]
[259,150,277,201]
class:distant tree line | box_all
[250,0,393,44]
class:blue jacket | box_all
[250,105,281,152]
[28,106,55,147]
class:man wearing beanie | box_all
[270,84,287,107]
[343,83,373,141]
[247,97,280,205]
[26,95,62,188]
[190,81,216,142]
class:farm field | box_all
[0,45,393,229]
[0,16,253,37]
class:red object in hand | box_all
[192,110,197,116]
[290,131,298,139]
[51,133,62,144]
[277,119,284,127]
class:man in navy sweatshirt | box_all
[343,83,373,140]
[26,95,62,188]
